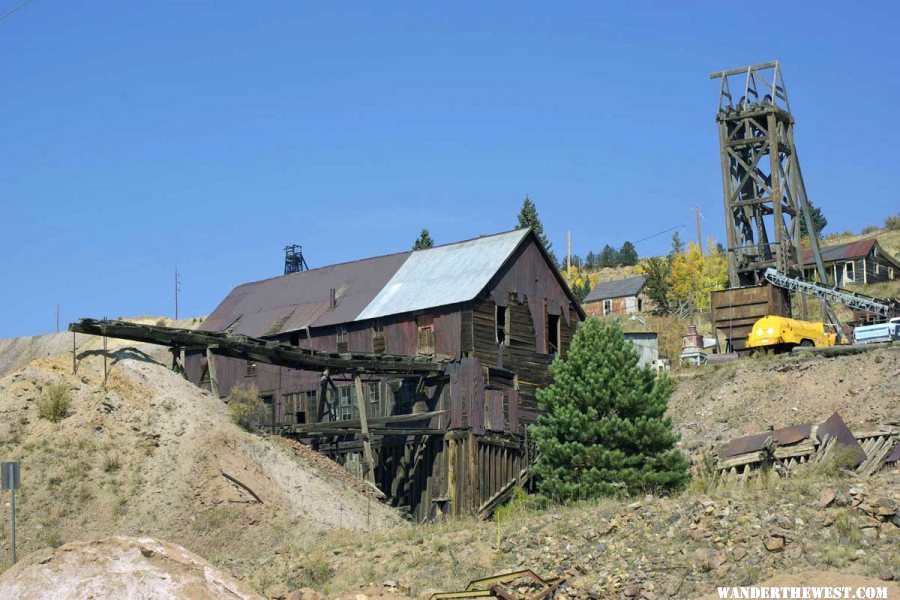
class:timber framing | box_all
[69,318,446,376]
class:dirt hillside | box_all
[669,346,900,451]
[0,332,402,593]
[0,536,263,600]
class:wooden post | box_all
[206,346,219,398]
[355,375,377,485]
[468,432,479,514]
[102,331,108,385]
[447,437,458,517]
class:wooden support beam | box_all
[206,346,219,398]
[69,318,445,376]
[355,375,377,486]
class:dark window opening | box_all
[496,305,508,346]
[603,299,612,316]
[336,326,349,353]
[373,321,385,354]
[416,315,435,355]
[547,314,561,356]
[260,394,275,429]
[288,331,300,346]
[246,361,257,377]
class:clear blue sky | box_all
[2,2,898,338]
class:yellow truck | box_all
[746,315,839,353]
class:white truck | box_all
[853,317,900,344]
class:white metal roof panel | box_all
[356,229,529,321]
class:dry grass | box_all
[37,383,70,422]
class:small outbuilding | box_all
[800,239,899,286]
[582,274,650,317]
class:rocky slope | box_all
[668,345,900,451]
[0,341,401,591]
[0,536,263,600]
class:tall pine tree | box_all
[618,241,639,266]
[799,202,828,238]
[517,196,558,265]
[530,319,689,501]
[598,244,619,267]
[412,229,434,250]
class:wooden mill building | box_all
[184,228,585,520]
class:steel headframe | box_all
[709,61,824,288]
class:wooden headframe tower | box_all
[709,61,844,345]
[710,61,830,288]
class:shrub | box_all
[530,319,690,501]
[227,384,268,432]
[885,214,900,231]
[860,225,880,235]
[38,384,70,423]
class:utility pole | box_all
[693,207,703,254]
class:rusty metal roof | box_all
[583,275,647,303]
[199,251,411,337]
[201,229,547,338]
[800,239,876,266]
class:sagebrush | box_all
[38,383,70,422]
[227,384,269,432]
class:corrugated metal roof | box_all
[800,239,875,265]
[583,275,647,303]
[356,229,531,321]
[199,251,411,338]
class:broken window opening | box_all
[495,304,508,346]
[336,326,349,353]
[547,313,561,356]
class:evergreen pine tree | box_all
[668,232,684,259]
[640,256,672,315]
[618,241,639,266]
[517,196,558,265]
[530,319,689,501]
[412,229,434,250]
[585,251,597,270]
[799,202,828,238]
[598,244,619,267]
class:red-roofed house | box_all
[800,239,900,286]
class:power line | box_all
[0,0,34,23]
[632,224,687,246]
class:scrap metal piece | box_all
[431,569,564,600]
[816,413,866,467]
[721,433,774,458]
[772,424,813,446]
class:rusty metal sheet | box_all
[200,251,410,337]
[722,432,773,458]
[800,239,875,266]
[882,441,900,465]
[816,412,866,467]
[772,423,813,446]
